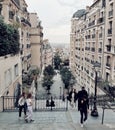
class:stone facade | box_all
[29,13,43,70]
[0,0,43,100]
[70,0,115,95]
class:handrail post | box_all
[66,99,68,111]
[2,96,4,112]
[101,107,105,124]
[51,96,53,111]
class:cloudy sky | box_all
[26,0,93,44]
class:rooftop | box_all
[72,9,86,18]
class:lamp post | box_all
[91,61,101,117]
[60,86,61,99]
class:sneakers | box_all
[80,124,83,127]
[18,117,21,120]
[30,119,34,122]
[84,120,87,125]
[25,119,34,123]
[25,119,28,123]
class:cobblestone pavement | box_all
[0,107,115,130]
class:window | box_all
[14,64,19,77]
[5,69,12,88]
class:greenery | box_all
[53,53,62,70]
[0,18,20,56]
[22,67,40,87]
[60,67,76,91]
[42,65,55,94]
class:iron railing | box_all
[2,94,114,112]
[2,96,68,112]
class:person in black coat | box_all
[77,87,89,127]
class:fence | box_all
[1,94,114,112]
[2,96,68,112]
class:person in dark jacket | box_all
[77,87,89,127]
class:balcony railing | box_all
[99,33,102,38]
[108,10,113,18]
[87,35,91,39]
[21,17,31,27]
[106,63,111,67]
[92,34,95,39]
[106,45,111,52]
[9,11,14,20]
[108,28,112,35]
[88,20,95,27]
[91,60,94,64]
[91,47,95,52]
[97,17,104,24]
[98,48,102,53]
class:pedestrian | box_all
[25,93,34,123]
[18,92,27,120]
[77,86,89,127]
[68,88,78,108]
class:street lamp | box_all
[60,86,62,99]
[91,61,101,117]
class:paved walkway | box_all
[0,107,115,130]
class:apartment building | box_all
[70,0,114,95]
[0,0,42,98]
[29,13,43,71]
[20,0,31,74]
[104,0,115,86]
[0,0,23,97]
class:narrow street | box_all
[37,70,64,98]
[50,71,64,98]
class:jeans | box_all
[19,105,26,117]
[80,109,88,124]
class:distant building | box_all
[42,39,53,69]
[29,13,43,70]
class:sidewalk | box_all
[0,108,114,130]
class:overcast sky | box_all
[26,0,93,44]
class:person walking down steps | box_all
[68,88,78,108]
[77,86,89,127]
[18,92,27,120]
[25,93,34,123]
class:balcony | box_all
[40,32,43,37]
[87,35,90,39]
[106,45,111,52]
[26,44,31,49]
[97,17,104,24]
[106,63,111,67]
[85,47,90,51]
[108,10,113,18]
[88,20,95,27]
[27,54,31,59]
[91,47,95,52]
[21,17,31,27]
[98,48,102,53]
[9,11,14,20]
[92,34,95,39]
[91,60,94,65]
[108,28,112,35]
[20,50,23,55]
[99,33,102,38]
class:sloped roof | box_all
[72,9,86,18]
